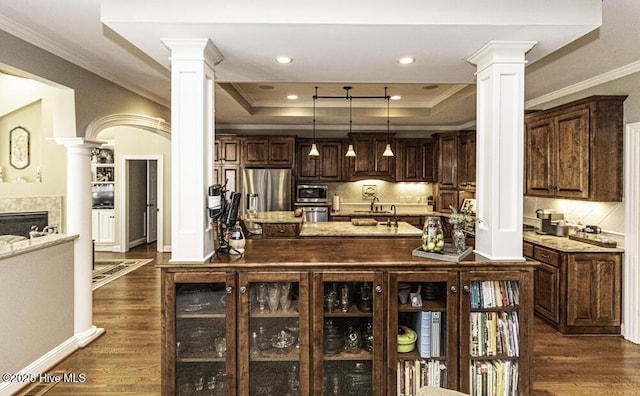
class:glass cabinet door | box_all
[387,271,458,395]
[164,271,236,396]
[312,271,385,396]
[459,271,532,396]
[238,272,310,395]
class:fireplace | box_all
[0,211,49,238]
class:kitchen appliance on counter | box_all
[242,168,292,235]
[536,209,568,236]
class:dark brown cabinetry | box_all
[524,240,622,334]
[261,223,300,239]
[395,138,437,182]
[345,133,395,181]
[434,131,476,213]
[457,131,476,192]
[242,136,295,167]
[161,239,535,395]
[296,139,343,181]
[524,96,626,201]
[214,136,242,192]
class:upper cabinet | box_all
[215,136,242,165]
[525,96,626,202]
[457,131,476,192]
[396,138,437,182]
[345,133,395,181]
[436,132,458,189]
[296,138,343,181]
[242,136,295,167]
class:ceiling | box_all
[1,1,639,135]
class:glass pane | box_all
[175,282,228,395]
[396,281,448,394]
[321,281,374,396]
[249,281,301,395]
[468,280,520,396]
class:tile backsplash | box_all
[326,181,433,204]
[523,196,625,246]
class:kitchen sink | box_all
[353,210,391,214]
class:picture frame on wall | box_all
[9,126,30,169]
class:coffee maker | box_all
[536,209,568,236]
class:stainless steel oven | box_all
[295,184,328,203]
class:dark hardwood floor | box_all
[17,244,640,395]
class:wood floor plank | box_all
[13,244,640,395]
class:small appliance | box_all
[295,184,328,203]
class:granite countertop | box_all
[0,234,79,260]
[523,231,623,253]
[242,211,303,224]
[299,221,423,237]
[332,209,450,218]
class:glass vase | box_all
[452,228,466,254]
[422,216,444,253]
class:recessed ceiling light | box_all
[287,95,298,100]
[398,57,415,65]
[390,95,401,100]
[276,56,293,64]
[422,84,439,90]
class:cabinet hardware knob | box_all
[226,286,233,294]
[541,253,550,260]
[375,285,383,293]
[239,286,247,294]
[450,286,457,293]
[279,229,285,233]
[463,285,471,293]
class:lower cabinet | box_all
[525,241,622,334]
[92,209,115,249]
[162,266,533,395]
[261,223,300,239]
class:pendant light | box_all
[345,93,356,157]
[308,87,320,157]
[382,86,394,157]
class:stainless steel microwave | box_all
[295,184,329,203]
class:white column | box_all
[162,39,223,263]
[467,41,536,261]
[623,122,640,344]
[53,137,105,347]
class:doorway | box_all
[119,154,164,252]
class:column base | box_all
[76,325,106,348]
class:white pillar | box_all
[467,41,536,261]
[162,39,223,263]
[53,137,105,347]
[623,122,640,344]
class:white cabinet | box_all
[92,209,115,248]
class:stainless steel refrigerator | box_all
[242,168,292,235]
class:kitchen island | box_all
[299,220,422,238]
[161,238,536,395]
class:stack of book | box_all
[469,311,520,357]
[470,360,519,396]
[413,311,447,358]
[470,280,520,309]
[396,359,447,396]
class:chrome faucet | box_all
[370,197,380,212]
[390,204,398,227]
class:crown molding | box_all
[526,60,640,109]
[0,14,170,108]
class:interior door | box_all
[146,160,158,244]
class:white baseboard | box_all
[0,336,78,395]
[163,245,171,252]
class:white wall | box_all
[99,126,172,250]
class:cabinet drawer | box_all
[523,242,533,258]
[262,223,299,238]
[533,246,560,267]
